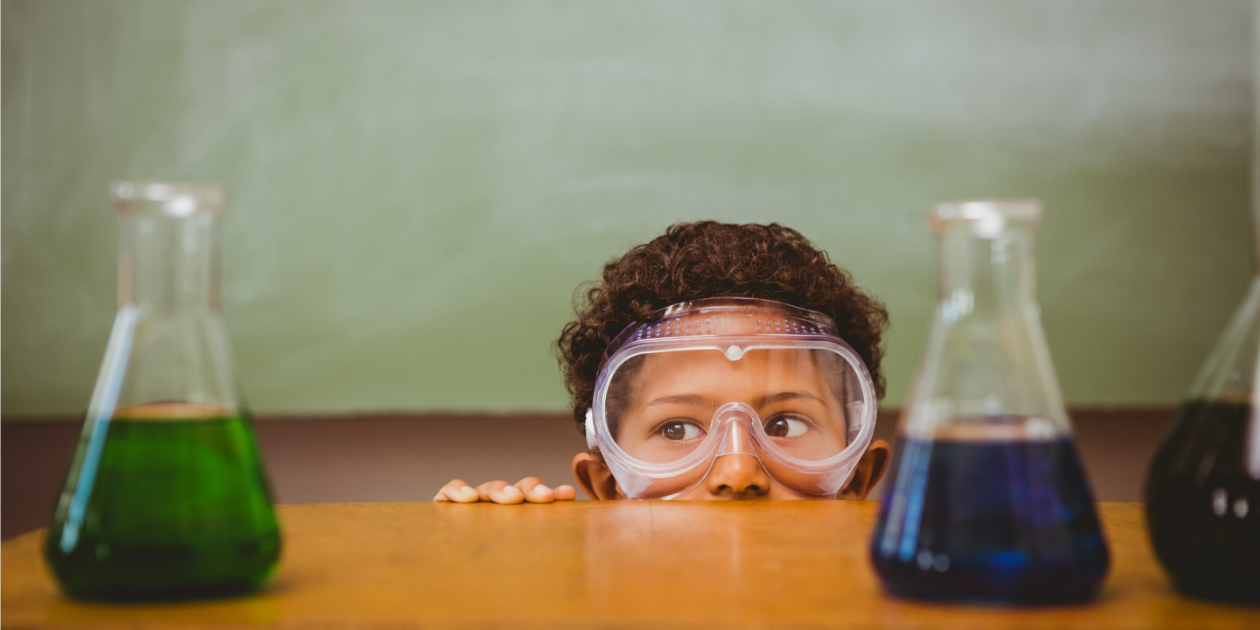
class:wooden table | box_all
[3,502,1258,629]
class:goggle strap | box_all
[585,409,596,451]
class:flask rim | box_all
[111,180,224,217]
[931,199,1041,236]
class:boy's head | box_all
[559,221,889,423]
[557,221,891,500]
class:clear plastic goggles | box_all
[585,298,877,499]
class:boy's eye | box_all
[765,415,809,438]
[659,421,705,441]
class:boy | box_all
[436,221,890,503]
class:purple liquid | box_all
[1146,399,1260,606]
[871,436,1109,604]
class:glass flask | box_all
[870,200,1109,604]
[45,181,281,601]
[1145,277,1260,605]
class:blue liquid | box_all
[870,436,1109,604]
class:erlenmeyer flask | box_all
[44,181,281,601]
[1145,278,1260,605]
[870,200,1109,604]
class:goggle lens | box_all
[604,348,860,465]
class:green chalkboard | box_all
[2,0,1253,415]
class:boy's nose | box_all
[705,453,772,498]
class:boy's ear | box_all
[573,452,620,500]
[839,439,890,500]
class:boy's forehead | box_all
[639,308,816,338]
[633,349,825,393]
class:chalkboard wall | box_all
[2,0,1253,415]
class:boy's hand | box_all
[433,477,577,504]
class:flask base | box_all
[44,413,281,602]
[54,566,276,603]
[871,435,1109,605]
[877,580,1102,606]
[1147,399,1260,608]
[1170,577,1260,607]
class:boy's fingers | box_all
[433,481,456,502]
[514,477,555,503]
[435,478,564,505]
[436,479,480,503]
[475,481,505,502]
[478,481,525,505]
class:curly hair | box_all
[556,221,889,432]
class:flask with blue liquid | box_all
[871,200,1109,604]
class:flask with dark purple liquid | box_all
[871,201,1109,604]
[1145,277,1260,606]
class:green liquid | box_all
[45,415,281,601]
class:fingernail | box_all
[461,486,476,495]
[534,484,551,494]
[503,486,522,495]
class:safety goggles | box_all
[585,297,877,499]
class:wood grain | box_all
[3,501,1258,629]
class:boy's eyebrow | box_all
[643,393,714,408]
[755,391,825,406]
[642,391,825,409]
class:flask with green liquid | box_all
[45,181,281,601]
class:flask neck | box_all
[936,224,1036,318]
[118,212,219,314]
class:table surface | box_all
[3,501,1259,629]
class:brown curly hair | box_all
[557,221,889,432]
